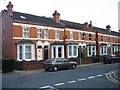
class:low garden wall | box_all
[15,60,44,70]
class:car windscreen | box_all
[105,55,111,58]
[45,59,55,63]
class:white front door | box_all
[37,49,42,60]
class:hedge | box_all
[2,59,15,73]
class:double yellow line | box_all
[106,70,120,84]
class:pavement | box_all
[2,62,103,76]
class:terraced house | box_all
[1,2,120,63]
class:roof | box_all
[50,41,65,45]
[6,10,120,36]
[66,41,78,45]
[16,39,36,44]
[11,11,63,28]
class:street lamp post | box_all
[78,46,82,65]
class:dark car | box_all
[44,58,77,71]
[103,54,120,64]
[115,51,120,57]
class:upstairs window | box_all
[82,32,86,40]
[70,31,74,40]
[101,35,104,41]
[44,29,48,39]
[55,30,60,39]
[37,28,42,38]
[79,32,82,40]
[23,27,29,38]
[89,33,92,41]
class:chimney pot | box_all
[89,21,93,28]
[84,22,89,28]
[106,25,111,31]
[53,10,60,23]
[6,1,13,15]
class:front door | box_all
[37,49,42,60]
[44,47,48,60]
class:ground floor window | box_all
[51,45,64,58]
[25,46,32,59]
[68,45,78,58]
[100,46,107,55]
[87,46,96,57]
[112,46,118,54]
[17,44,35,61]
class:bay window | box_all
[17,45,35,61]
[68,45,78,58]
[25,46,31,59]
[87,46,96,57]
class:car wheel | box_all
[103,61,106,64]
[45,69,49,71]
[53,66,58,71]
[72,64,76,69]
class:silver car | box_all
[44,58,77,71]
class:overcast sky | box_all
[1,0,120,32]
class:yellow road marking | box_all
[106,70,120,84]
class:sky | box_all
[1,0,120,32]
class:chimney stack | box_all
[53,10,60,23]
[89,21,93,28]
[106,25,111,31]
[84,22,89,28]
[6,1,13,15]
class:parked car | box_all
[103,54,120,64]
[44,58,77,71]
[115,51,120,57]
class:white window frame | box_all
[37,28,42,38]
[17,44,35,61]
[82,32,86,40]
[101,35,104,42]
[70,31,74,40]
[51,45,64,58]
[55,30,60,40]
[100,46,107,55]
[78,32,82,40]
[89,33,92,41]
[44,29,49,39]
[68,45,78,58]
[111,46,118,54]
[87,46,96,57]
[23,26,30,38]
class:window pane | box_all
[69,46,72,56]
[23,27,29,38]
[58,47,62,57]
[19,46,23,59]
[74,46,77,56]
[55,30,60,39]
[89,46,91,56]
[25,46,31,59]
[25,53,31,59]
[44,29,48,39]
[19,53,22,59]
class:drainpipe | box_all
[63,27,67,58]
[96,31,99,62]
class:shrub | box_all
[2,59,15,73]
